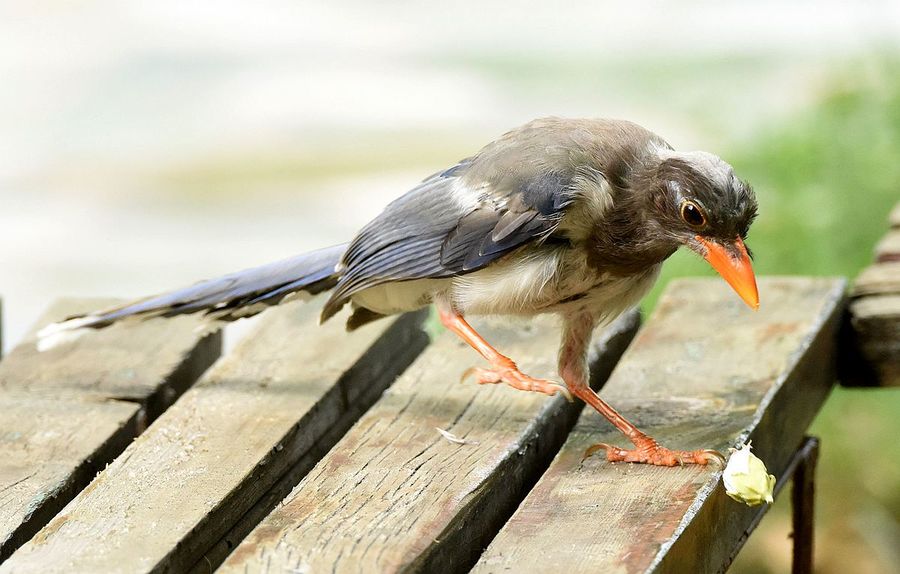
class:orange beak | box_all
[694,236,760,310]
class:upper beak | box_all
[693,236,760,310]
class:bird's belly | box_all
[350,278,448,315]
[350,250,661,323]
[573,264,662,323]
[449,249,592,316]
[453,254,661,322]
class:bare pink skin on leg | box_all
[436,303,571,399]
[559,312,723,466]
[437,300,721,467]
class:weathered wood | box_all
[853,262,900,297]
[473,277,845,574]
[845,295,900,387]
[843,206,900,386]
[875,230,900,263]
[2,299,221,411]
[218,311,639,574]
[0,394,139,561]
[0,299,429,574]
[0,299,220,562]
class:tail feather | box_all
[37,243,347,350]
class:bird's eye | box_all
[680,201,707,228]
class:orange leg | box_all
[559,313,723,467]
[437,304,571,400]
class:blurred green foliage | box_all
[648,59,900,304]
[159,56,900,571]
[419,57,900,572]
[668,59,900,574]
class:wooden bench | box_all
[0,203,895,573]
[843,201,900,387]
[0,299,221,563]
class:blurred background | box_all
[1,1,898,571]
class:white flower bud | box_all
[723,441,776,506]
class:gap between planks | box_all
[473,277,846,574]
[217,310,640,574]
[0,298,429,574]
[0,298,221,563]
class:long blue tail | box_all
[37,243,347,349]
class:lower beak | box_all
[694,236,760,310]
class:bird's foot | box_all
[583,436,725,467]
[462,362,573,401]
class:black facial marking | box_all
[659,158,757,241]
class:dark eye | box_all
[680,201,707,228]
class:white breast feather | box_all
[351,278,448,315]
[582,264,661,325]
[451,251,564,315]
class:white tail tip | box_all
[36,317,96,352]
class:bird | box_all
[37,117,759,467]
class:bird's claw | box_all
[461,365,573,401]
[699,448,726,466]
[582,441,726,467]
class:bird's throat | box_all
[585,220,678,277]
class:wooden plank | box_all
[844,244,900,385]
[851,262,900,297]
[0,299,430,574]
[218,311,640,574]
[0,299,220,562]
[875,230,900,263]
[1,299,220,411]
[842,203,900,386]
[473,277,846,574]
[0,394,139,562]
[844,295,900,387]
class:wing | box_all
[321,159,577,321]
[321,116,664,322]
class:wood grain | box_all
[843,205,900,386]
[473,277,846,574]
[0,394,139,562]
[1,299,221,412]
[0,299,220,562]
[845,295,900,387]
[875,230,900,263]
[853,262,900,297]
[0,299,429,574]
[218,310,639,574]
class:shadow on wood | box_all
[473,277,845,574]
[0,299,220,562]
